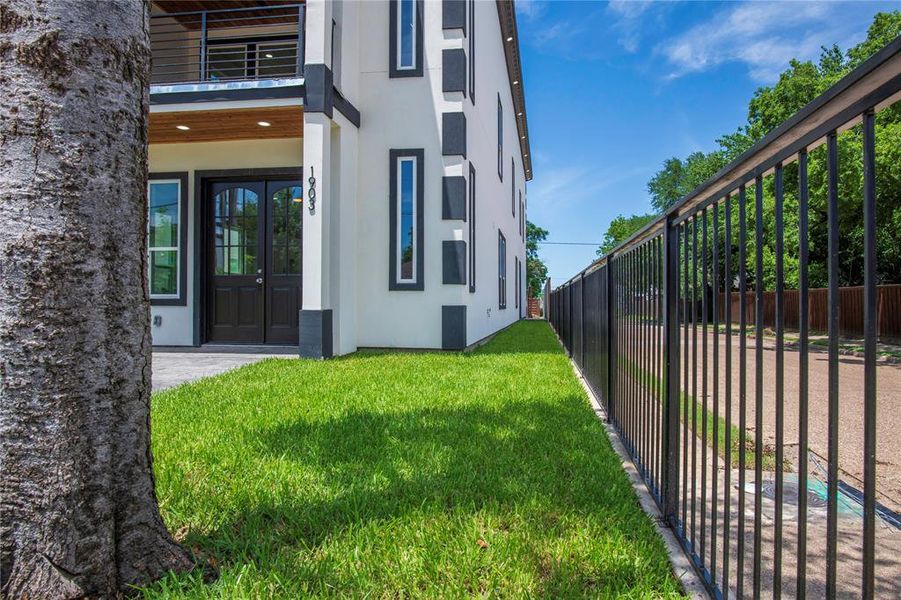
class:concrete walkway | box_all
[152,350,298,391]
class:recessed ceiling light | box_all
[264,53,273,58]
[517,112,523,116]
[513,80,519,85]
[176,125,190,131]
[506,36,513,42]
[257,121,271,127]
[521,135,526,139]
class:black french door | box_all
[206,179,302,344]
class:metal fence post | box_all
[606,255,615,418]
[580,272,586,368]
[662,216,681,523]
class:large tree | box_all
[526,221,549,297]
[0,1,193,597]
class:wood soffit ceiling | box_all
[150,1,300,29]
[149,106,303,144]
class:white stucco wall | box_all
[147,136,303,345]
[345,0,527,349]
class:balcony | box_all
[150,1,306,92]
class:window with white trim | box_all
[389,149,424,290]
[498,230,507,309]
[497,94,504,180]
[148,178,182,301]
[390,0,421,77]
[397,157,416,282]
[397,0,416,70]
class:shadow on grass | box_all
[183,401,674,595]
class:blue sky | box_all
[517,0,900,284]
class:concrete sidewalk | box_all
[152,350,298,391]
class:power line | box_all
[537,241,601,246]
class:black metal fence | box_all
[550,37,901,599]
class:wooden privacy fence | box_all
[720,285,901,342]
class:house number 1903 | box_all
[307,166,316,214]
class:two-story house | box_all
[147,0,531,357]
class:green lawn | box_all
[143,321,684,598]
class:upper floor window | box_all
[511,158,515,216]
[389,149,424,290]
[497,94,504,180]
[519,192,524,239]
[148,174,188,305]
[469,0,475,104]
[390,0,423,77]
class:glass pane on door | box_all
[213,187,259,275]
[270,186,302,275]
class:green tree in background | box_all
[599,11,901,288]
[597,213,656,256]
[526,221,549,297]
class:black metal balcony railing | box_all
[150,3,306,86]
[550,36,901,600]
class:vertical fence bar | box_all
[753,175,764,600]
[683,222,690,532]
[297,4,306,76]
[826,131,839,599]
[774,163,785,599]
[701,209,709,569]
[723,192,733,597]
[664,217,681,524]
[657,237,664,494]
[737,184,748,599]
[644,242,651,480]
[199,11,208,82]
[711,201,720,585]
[861,109,877,600]
[607,255,616,418]
[692,216,699,550]
[797,149,809,600]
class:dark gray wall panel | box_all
[442,305,467,350]
[442,0,466,31]
[299,309,333,358]
[442,112,467,158]
[442,48,466,95]
[303,64,334,118]
[443,240,467,285]
[442,176,466,220]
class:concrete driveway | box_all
[152,349,298,391]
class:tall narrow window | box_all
[511,158,515,216]
[469,0,475,104]
[497,94,504,180]
[469,162,477,293]
[519,192,524,239]
[389,149,424,290]
[498,230,507,309]
[390,0,422,77]
[148,173,187,305]
[514,256,519,310]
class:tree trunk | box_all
[0,1,193,597]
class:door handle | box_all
[256,277,263,284]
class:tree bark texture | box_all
[0,1,192,597]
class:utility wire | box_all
[537,241,601,246]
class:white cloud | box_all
[608,0,659,53]
[528,164,650,212]
[516,0,547,21]
[658,1,842,83]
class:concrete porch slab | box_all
[152,350,298,391]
